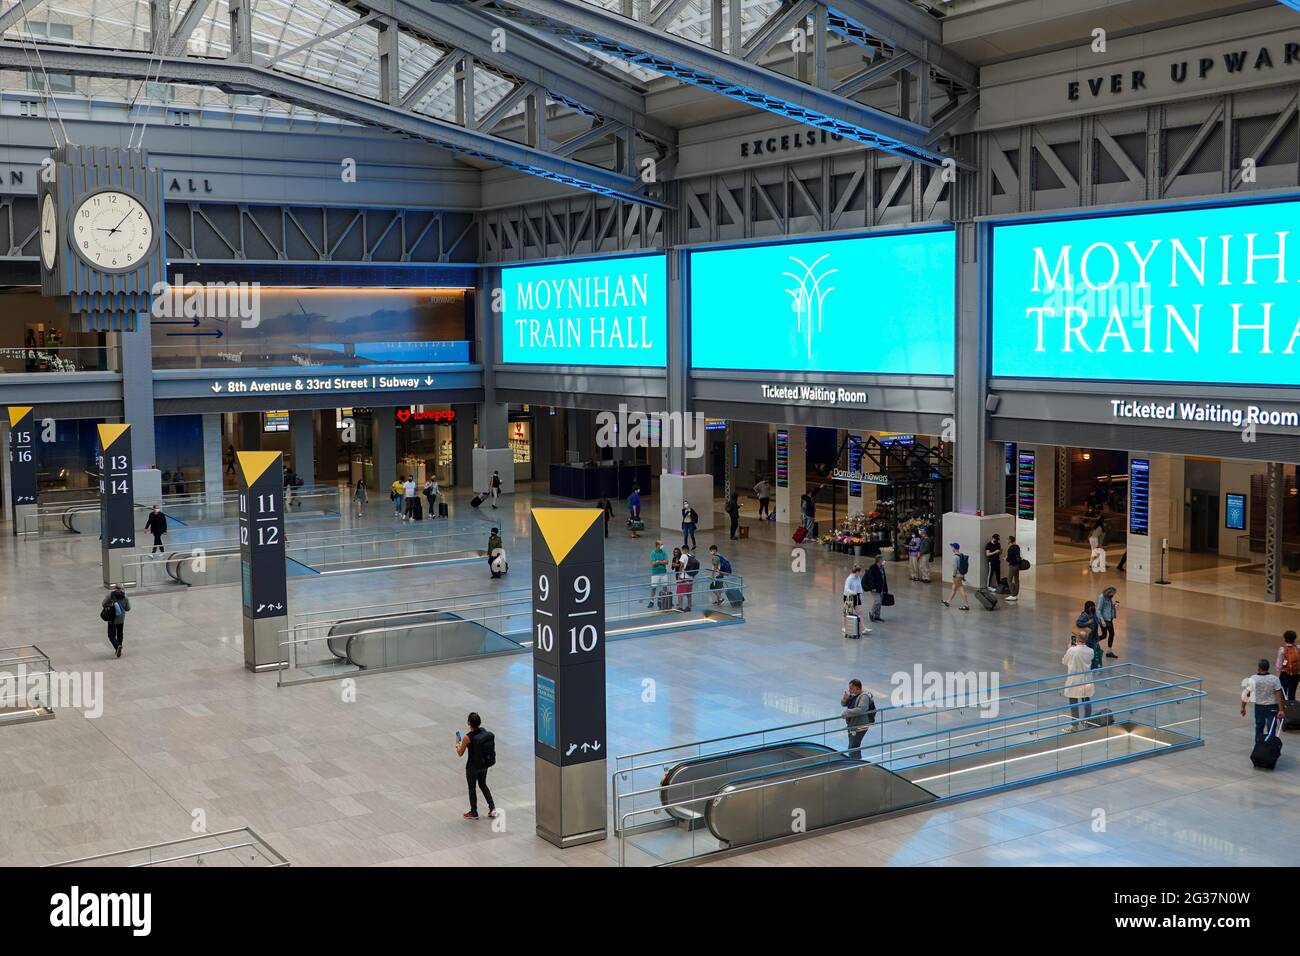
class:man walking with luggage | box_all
[943,543,971,611]
[487,528,504,578]
[840,679,874,759]
[627,486,642,538]
[454,711,498,820]
[864,554,889,623]
[1241,658,1286,742]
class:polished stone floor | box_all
[0,486,1294,867]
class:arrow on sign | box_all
[152,317,200,327]
[210,382,223,393]
[167,328,224,339]
[424,376,435,385]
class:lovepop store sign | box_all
[500,253,667,367]
[991,196,1300,385]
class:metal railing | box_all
[614,663,1203,866]
[152,340,473,370]
[47,828,288,867]
[116,523,487,590]
[0,644,56,726]
[277,574,748,685]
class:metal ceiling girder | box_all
[464,0,949,166]
[336,0,676,146]
[0,0,50,34]
[0,42,672,208]
[822,0,977,91]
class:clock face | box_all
[40,193,57,271]
[70,189,155,274]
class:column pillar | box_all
[374,407,397,496]
[236,451,289,671]
[475,264,512,494]
[98,424,136,586]
[1266,461,1283,602]
[6,407,37,533]
[289,409,315,483]
[452,403,475,487]
[201,413,224,503]
[1125,453,1171,585]
[774,427,805,526]
[943,169,1014,573]
[121,320,162,504]
[1015,444,1055,568]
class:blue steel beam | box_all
[464,0,952,166]
[0,41,672,208]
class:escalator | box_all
[325,609,521,670]
[658,742,842,825]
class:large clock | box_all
[40,193,57,271]
[69,188,156,274]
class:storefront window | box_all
[0,291,115,373]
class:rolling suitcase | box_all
[656,586,672,611]
[842,610,861,639]
[792,526,808,544]
[725,587,745,607]
[438,501,448,518]
[1251,718,1283,769]
[470,494,485,509]
[412,498,423,521]
[973,588,998,611]
[1283,699,1300,732]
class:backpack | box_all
[99,604,115,622]
[717,555,733,575]
[956,553,969,576]
[688,508,699,524]
[474,730,497,768]
[864,692,876,725]
[1283,644,1300,677]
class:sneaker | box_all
[488,808,500,818]
[463,811,479,820]
[1006,595,1018,602]
[115,645,122,658]
[862,627,873,634]
[1105,651,1119,659]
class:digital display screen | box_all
[690,229,955,373]
[847,435,864,497]
[1226,492,1246,531]
[991,197,1300,384]
[1017,450,1036,520]
[776,431,790,488]
[1129,458,1150,536]
[500,253,667,367]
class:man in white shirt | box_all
[842,566,871,636]
[1241,658,1286,742]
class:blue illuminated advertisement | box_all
[991,197,1300,384]
[1226,492,1246,531]
[501,253,667,367]
[535,673,557,749]
[689,229,955,374]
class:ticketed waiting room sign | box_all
[990,195,1300,385]
[500,253,667,367]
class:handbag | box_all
[881,593,896,607]
[1019,558,1031,571]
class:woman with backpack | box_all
[454,711,498,820]
[942,542,970,610]
[1276,630,1300,702]
[101,585,130,658]
[1075,600,1102,669]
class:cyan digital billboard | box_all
[689,229,955,374]
[500,253,667,367]
[991,197,1300,385]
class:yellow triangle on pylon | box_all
[236,451,281,486]
[533,508,602,565]
[97,423,130,450]
[7,406,31,428]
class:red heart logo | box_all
[396,409,411,423]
